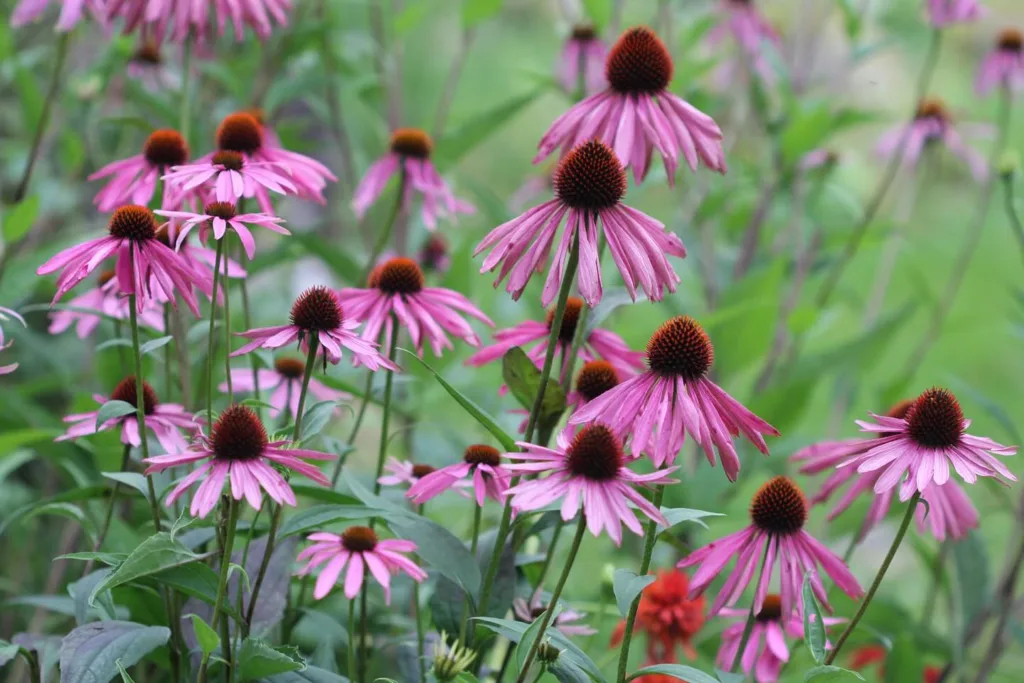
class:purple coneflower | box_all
[709,0,781,83]
[233,286,396,371]
[570,316,778,477]
[220,356,350,420]
[107,0,292,42]
[503,425,676,545]
[12,0,103,31]
[0,306,26,375]
[145,404,334,518]
[48,269,165,339]
[679,476,863,617]
[568,360,622,413]
[352,128,474,230]
[297,526,426,602]
[155,203,288,260]
[513,590,597,636]
[558,24,607,95]
[535,27,725,184]
[163,149,296,214]
[418,234,451,274]
[977,29,1024,95]
[407,444,510,506]
[876,97,990,181]
[37,205,202,316]
[57,376,195,454]
[478,140,687,306]
[338,257,492,357]
[927,0,982,27]
[89,129,190,211]
[836,387,1017,501]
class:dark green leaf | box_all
[0,640,22,667]
[803,665,865,682]
[501,347,566,435]
[472,617,605,683]
[257,666,349,682]
[626,664,720,683]
[658,507,724,531]
[388,515,480,596]
[90,533,204,606]
[278,505,380,539]
[715,671,745,683]
[58,621,170,683]
[184,614,219,657]
[612,569,655,618]
[515,613,547,678]
[95,400,138,429]
[69,569,117,625]
[116,659,137,682]
[1,486,120,538]
[139,335,173,355]
[101,472,150,498]
[802,572,827,665]
[3,195,40,244]
[237,639,305,679]
[953,530,990,634]
[298,400,340,442]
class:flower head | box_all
[146,405,335,517]
[571,316,778,476]
[834,387,1016,501]
[352,128,474,230]
[221,356,350,420]
[570,360,622,412]
[504,425,676,545]
[558,24,608,95]
[709,0,782,83]
[407,444,510,506]
[108,0,293,42]
[418,234,451,274]
[536,27,725,184]
[927,0,982,27]
[338,257,493,357]
[610,569,705,662]
[162,149,297,214]
[296,525,426,602]
[679,476,863,616]
[431,633,477,682]
[513,590,597,636]
[88,129,190,211]
[12,0,103,31]
[477,140,687,306]
[977,28,1024,95]
[37,205,203,316]
[155,203,289,260]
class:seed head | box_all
[340,525,378,552]
[108,205,157,241]
[375,257,425,295]
[755,594,783,622]
[212,150,245,171]
[606,27,673,94]
[216,113,263,154]
[274,357,306,379]
[575,360,620,402]
[565,424,623,481]
[915,98,950,124]
[905,388,963,449]
[750,476,807,535]
[389,128,433,159]
[143,129,189,168]
[412,464,436,478]
[132,39,162,65]
[646,316,714,380]
[463,444,501,468]
[553,140,627,211]
[290,286,343,332]
[572,24,597,41]
[998,28,1023,53]
[110,376,158,415]
[419,234,448,272]
[211,405,268,462]
[546,297,584,345]
[204,202,237,221]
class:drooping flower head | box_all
[107,0,293,42]
[407,444,510,506]
[571,316,778,476]
[716,595,843,682]
[145,404,335,518]
[876,97,989,182]
[338,257,492,357]
[57,376,196,453]
[12,0,104,31]
[835,387,1017,501]
[155,202,289,260]
[466,296,645,387]
[513,590,597,636]
[478,140,687,306]
[418,234,451,274]
[233,286,397,371]
[536,27,726,184]
[558,24,608,95]
[89,129,190,211]
[504,425,676,545]
[610,569,705,662]
[926,0,982,27]
[679,476,863,617]
[221,356,350,420]
[296,525,426,602]
[976,28,1024,95]
[37,205,202,316]
[162,149,297,215]
[709,0,782,83]
[793,399,980,541]
[352,127,474,230]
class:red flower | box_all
[611,569,705,662]
[849,645,942,682]
[924,666,942,683]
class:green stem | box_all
[825,492,922,664]
[13,33,71,202]
[198,497,240,683]
[86,444,133,575]
[113,319,128,375]
[413,504,427,683]
[533,520,566,590]
[238,250,260,413]
[1003,173,1024,264]
[330,368,374,486]
[163,306,173,398]
[179,37,193,144]
[515,514,588,682]
[207,240,225,427]
[291,337,320,442]
[360,171,406,282]
[458,502,484,643]
[244,503,282,636]
[371,321,401,496]
[222,241,233,402]
[348,598,358,683]
[614,485,665,683]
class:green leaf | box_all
[101,472,150,498]
[472,617,605,683]
[0,639,22,667]
[884,633,922,683]
[58,621,170,683]
[387,515,481,596]
[116,659,137,682]
[612,569,655,618]
[89,533,204,606]
[69,569,117,625]
[139,335,173,355]
[515,613,547,677]
[298,400,339,442]
[95,400,138,430]
[290,485,360,506]
[399,349,517,451]
[3,195,40,244]
[658,507,724,531]
[237,639,305,680]
[715,671,745,683]
[581,0,611,29]
[462,0,502,26]
[434,86,549,170]
[952,530,990,634]
[257,666,350,682]
[501,347,566,435]
[803,665,865,682]
[802,572,827,665]
[0,428,55,454]
[184,614,220,657]
[835,0,863,38]
[626,664,720,683]
[278,505,381,539]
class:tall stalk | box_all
[206,240,225,426]
[198,497,240,683]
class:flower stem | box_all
[221,242,233,401]
[348,598,358,683]
[533,520,566,590]
[825,491,921,664]
[515,514,588,682]
[207,240,225,427]
[330,368,374,487]
[243,502,282,637]
[13,33,71,202]
[199,496,240,683]
[371,321,401,496]
[1003,173,1024,265]
[614,485,665,683]
[163,305,174,398]
[179,37,193,144]
[85,444,132,576]
[291,337,320,442]
[413,503,427,683]
[238,240,261,411]
[361,171,406,281]
[458,502,484,643]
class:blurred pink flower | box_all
[48,269,165,338]
[377,458,471,499]
[976,29,1024,95]
[478,140,687,306]
[570,316,778,476]
[352,128,474,231]
[145,405,334,518]
[220,356,350,420]
[162,150,296,214]
[535,27,725,184]
[558,25,608,95]
[338,257,492,357]
[11,0,103,31]
[407,444,510,506]
[107,0,292,42]
[679,476,863,617]
[514,590,597,636]
[709,0,782,83]
[417,234,451,274]
[0,306,27,375]
[156,203,288,260]
[297,526,426,602]
[89,129,190,211]
[927,0,982,27]
[504,425,675,546]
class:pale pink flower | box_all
[377,458,467,497]
[875,98,990,182]
[570,316,778,477]
[145,405,334,518]
[297,526,426,602]
[155,203,288,260]
[48,269,165,338]
[107,0,292,42]
[478,140,686,306]
[835,387,1017,501]
[162,150,296,215]
[513,590,597,636]
[233,286,397,371]
[338,258,492,357]
[976,29,1024,95]
[0,306,27,375]
[927,0,982,27]
[220,356,350,420]
[11,0,103,31]
[57,376,195,454]
[535,27,725,185]
[679,476,863,617]
[407,444,510,506]
[504,425,676,546]
[89,129,191,211]
[559,25,608,95]
[709,0,782,83]
[37,205,202,317]
[716,596,843,682]
[352,128,474,231]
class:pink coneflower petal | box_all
[407,445,509,505]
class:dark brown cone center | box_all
[553,140,627,211]
[217,113,263,155]
[646,316,714,380]
[998,29,1023,52]
[546,297,584,345]
[205,202,237,220]
[565,424,623,481]
[750,476,807,535]
[341,526,378,552]
[376,258,425,295]
[575,360,620,402]
[411,464,436,478]
[290,286,343,332]
[274,357,306,379]
[389,128,433,159]
[212,150,245,171]
[211,405,268,462]
[906,388,963,449]
[463,445,501,468]
[755,594,783,622]
[108,205,157,241]
[143,129,189,168]
[605,27,673,94]
[110,376,158,415]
